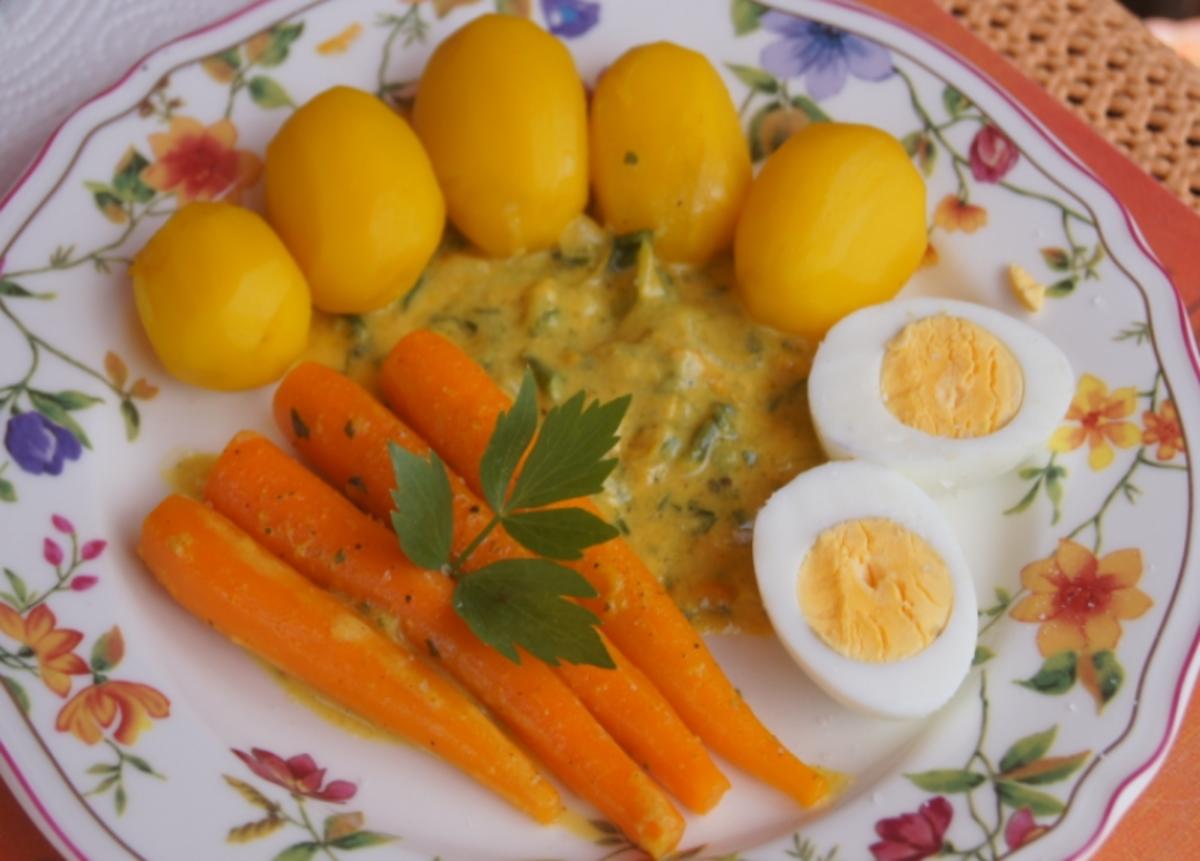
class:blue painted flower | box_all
[541,0,600,38]
[759,13,893,101]
[4,412,82,476]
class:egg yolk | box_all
[880,315,1024,438]
[797,518,953,662]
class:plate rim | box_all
[1,1,1198,858]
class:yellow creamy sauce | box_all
[306,226,824,632]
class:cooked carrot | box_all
[381,329,831,807]
[138,494,559,823]
[205,432,685,857]
[274,361,730,814]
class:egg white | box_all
[808,298,1074,489]
[753,461,977,719]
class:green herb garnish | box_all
[389,370,628,668]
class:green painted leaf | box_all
[996,780,1065,815]
[507,390,631,510]
[215,47,242,69]
[52,390,104,411]
[726,63,777,93]
[731,0,767,34]
[942,85,970,117]
[1045,468,1065,523]
[502,508,619,561]
[248,76,294,109]
[791,94,830,122]
[453,559,610,668]
[4,568,28,604]
[258,22,305,67]
[747,103,775,162]
[480,370,538,511]
[0,478,14,503]
[323,812,364,842]
[1018,466,1044,480]
[91,189,126,220]
[1092,650,1124,705]
[1000,726,1057,773]
[389,444,453,571]
[121,399,140,442]
[1004,750,1089,785]
[272,842,321,861]
[90,774,119,796]
[972,645,995,666]
[29,391,92,449]
[1018,650,1077,695]
[114,783,127,815]
[1040,247,1071,272]
[905,769,986,793]
[1,676,30,713]
[1046,278,1077,298]
[125,754,155,775]
[112,149,155,203]
[91,627,125,673]
[0,280,34,298]
[87,763,119,776]
[329,831,395,849]
[1004,478,1041,515]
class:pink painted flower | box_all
[81,540,107,561]
[43,538,64,567]
[70,576,98,592]
[969,123,1019,183]
[51,515,75,534]
[1005,807,1049,850]
[234,748,357,802]
[871,796,952,861]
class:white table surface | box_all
[0,0,246,198]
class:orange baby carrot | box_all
[274,361,730,814]
[380,329,831,807]
[138,494,559,823]
[205,432,685,857]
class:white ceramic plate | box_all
[2,1,1198,859]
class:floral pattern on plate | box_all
[0,0,1195,859]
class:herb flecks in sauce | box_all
[306,217,823,633]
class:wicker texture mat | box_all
[936,0,1200,211]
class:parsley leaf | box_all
[507,391,631,510]
[388,442,453,571]
[479,369,538,512]
[453,559,612,667]
[502,508,619,560]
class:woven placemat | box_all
[935,0,1200,211]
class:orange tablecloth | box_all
[2,1,1199,859]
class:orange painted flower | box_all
[56,680,170,746]
[316,23,364,55]
[933,194,988,233]
[0,605,88,697]
[1010,539,1152,657]
[1143,400,1185,461]
[141,117,261,204]
[1049,373,1141,470]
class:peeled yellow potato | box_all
[131,202,310,390]
[266,86,444,313]
[735,123,926,340]
[590,42,751,264]
[413,14,587,257]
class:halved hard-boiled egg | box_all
[808,298,1074,489]
[754,461,977,718]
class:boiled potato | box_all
[413,14,587,257]
[590,42,751,264]
[266,86,444,313]
[735,123,925,340]
[132,202,310,390]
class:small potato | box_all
[132,202,310,390]
[413,14,588,257]
[590,42,751,265]
[735,123,926,340]
[266,86,444,314]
